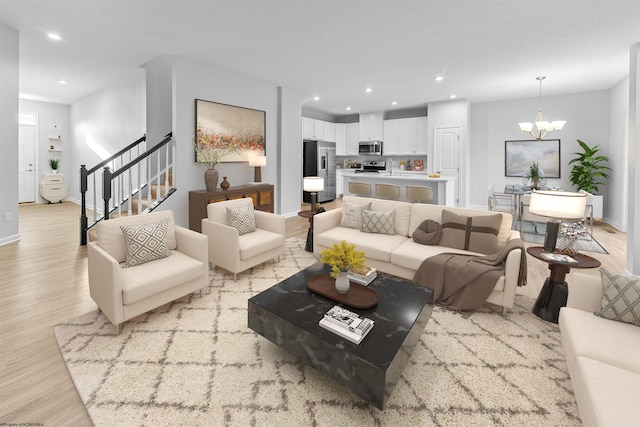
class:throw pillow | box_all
[440,210,502,254]
[412,219,442,245]
[226,205,256,235]
[340,201,371,230]
[361,209,395,235]
[120,218,171,268]
[596,268,640,326]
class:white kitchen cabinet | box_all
[383,117,428,155]
[302,117,315,139]
[313,120,324,140]
[335,123,347,155]
[359,112,384,141]
[346,122,360,155]
[40,173,67,203]
[383,119,401,155]
[323,121,336,142]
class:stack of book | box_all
[319,305,374,344]
[347,266,377,286]
[540,252,579,265]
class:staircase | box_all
[80,132,176,245]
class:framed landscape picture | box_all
[194,99,266,164]
[505,139,561,178]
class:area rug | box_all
[519,221,608,254]
[54,238,580,426]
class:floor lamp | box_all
[528,190,587,252]
[303,176,324,212]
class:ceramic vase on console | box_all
[220,176,230,190]
[335,272,350,294]
[204,168,219,192]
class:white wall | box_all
[608,77,630,231]
[18,100,71,203]
[0,23,19,246]
[278,87,308,217]
[69,70,146,202]
[169,57,280,227]
[469,91,611,212]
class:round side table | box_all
[527,246,601,323]
[298,210,316,252]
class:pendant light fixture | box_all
[519,76,566,140]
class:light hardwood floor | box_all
[0,200,627,425]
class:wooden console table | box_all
[189,184,274,232]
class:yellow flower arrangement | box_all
[320,240,366,279]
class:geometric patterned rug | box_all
[54,238,581,426]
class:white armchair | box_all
[202,198,285,280]
[88,210,208,334]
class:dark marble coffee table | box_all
[248,262,433,410]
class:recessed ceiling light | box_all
[47,33,62,40]
[365,88,372,93]
[346,107,351,111]
[313,96,319,101]
[392,101,397,106]
[435,76,444,82]
[450,94,457,99]
[58,80,67,84]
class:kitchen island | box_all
[342,172,456,206]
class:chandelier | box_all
[518,76,566,140]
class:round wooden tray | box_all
[307,274,378,309]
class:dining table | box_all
[503,185,564,220]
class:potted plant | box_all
[569,139,610,220]
[526,161,542,189]
[569,139,610,193]
[49,158,60,173]
[320,240,366,294]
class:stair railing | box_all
[80,132,175,245]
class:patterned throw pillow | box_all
[361,209,395,235]
[120,218,171,268]
[596,268,640,326]
[226,205,256,235]
[340,201,371,230]
[440,210,502,254]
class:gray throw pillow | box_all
[596,268,640,326]
[361,209,395,235]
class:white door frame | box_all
[18,112,38,203]
[434,125,462,206]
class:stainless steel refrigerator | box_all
[303,139,336,203]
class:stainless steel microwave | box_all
[358,140,383,156]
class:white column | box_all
[627,43,640,276]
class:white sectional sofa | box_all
[313,196,523,313]
[559,273,640,427]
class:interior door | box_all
[19,125,36,203]
[434,126,460,206]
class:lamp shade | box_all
[303,176,324,192]
[248,156,267,167]
[529,190,586,220]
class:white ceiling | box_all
[1,0,639,116]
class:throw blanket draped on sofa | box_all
[413,238,527,311]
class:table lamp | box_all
[248,156,267,183]
[528,190,587,252]
[303,176,324,212]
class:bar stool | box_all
[375,183,400,199]
[348,181,372,196]
[406,185,434,203]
